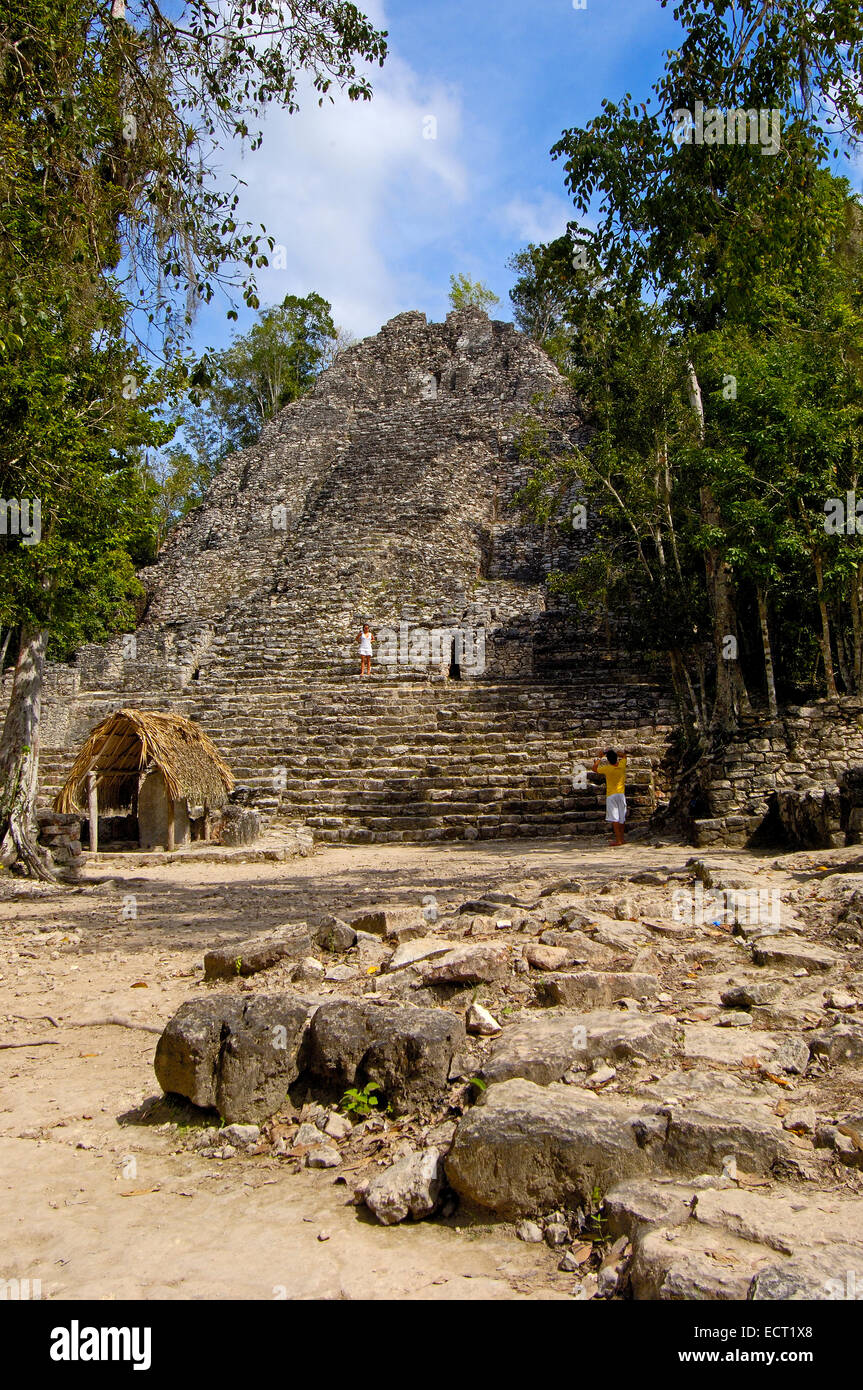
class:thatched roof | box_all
[54,708,234,814]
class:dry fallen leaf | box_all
[130,981,148,989]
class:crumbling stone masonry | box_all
[689,698,863,849]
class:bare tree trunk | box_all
[851,565,863,692]
[686,361,748,729]
[0,628,56,880]
[812,551,838,698]
[756,586,778,719]
[835,600,853,694]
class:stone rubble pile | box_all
[152,847,863,1298]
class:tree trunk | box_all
[756,586,778,719]
[812,552,838,698]
[686,361,748,729]
[835,600,852,694]
[0,628,56,880]
[851,565,863,693]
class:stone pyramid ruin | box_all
[31,307,677,842]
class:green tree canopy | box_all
[448,274,500,314]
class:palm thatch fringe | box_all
[54,709,234,814]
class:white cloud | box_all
[234,41,469,337]
[502,192,574,246]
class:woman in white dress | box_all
[356,623,375,676]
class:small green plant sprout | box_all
[468,1075,487,1094]
[339,1082,382,1118]
[234,956,243,975]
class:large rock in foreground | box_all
[306,999,465,1112]
[447,1080,661,1217]
[607,1178,863,1300]
[154,994,308,1123]
[446,1078,811,1218]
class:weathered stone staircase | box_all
[36,661,677,842]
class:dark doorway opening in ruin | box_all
[191,667,201,681]
[448,639,461,681]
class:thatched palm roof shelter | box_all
[54,709,234,815]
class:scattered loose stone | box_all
[782,1106,816,1134]
[420,942,509,985]
[322,1111,352,1140]
[516,1220,544,1244]
[306,1144,341,1169]
[364,1147,442,1225]
[294,957,325,983]
[466,1002,501,1035]
[544,1221,570,1248]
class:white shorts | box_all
[606,793,627,823]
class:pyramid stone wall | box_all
[6,308,681,842]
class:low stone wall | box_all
[692,697,863,848]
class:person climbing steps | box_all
[356,623,375,677]
[593,747,627,846]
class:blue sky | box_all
[191,0,683,354]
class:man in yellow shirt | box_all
[592,748,627,846]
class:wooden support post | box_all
[87,771,98,858]
[166,802,175,853]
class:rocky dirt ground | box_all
[2,832,863,1301]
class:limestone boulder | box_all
[154,997,245,1111]
[203,925,313,981]
[446,1080,663,1218]
[419,942,509,985]
[154,994,308,1123]
[446,1078,809,1220]
[751,936,841,972]
[609,1179,863,1300]
[535,971,660,1009]
[217,994,310,1124]
[306,999,464,1112]
[481,1010,680,1086]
